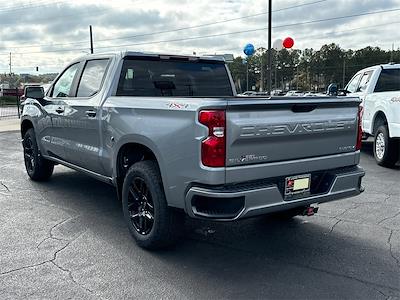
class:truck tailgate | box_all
[226,97,361,167]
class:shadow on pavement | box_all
[30,168,399,298]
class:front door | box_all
[39,62,82,160]
[62,58,110,175]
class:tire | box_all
[374,125,399,167]
[22,128,54,181]
[122,160,184,250]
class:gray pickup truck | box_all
[21,51,365,249]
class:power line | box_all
[79,0,330,44]
[272,7,400,29]
[0,0,56,11]
[4,0,329,50]
[74,7,400,52]
[3,6,400,56]
[0,0,67,13]
[199,21,400,54]
[297,20,400,40]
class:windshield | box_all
[116,57,233,97]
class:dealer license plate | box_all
[285,174,311,197]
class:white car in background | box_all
[303,92,326,97]
[344,63,400,166]
[285,90,304,97]
[238,91,257,96]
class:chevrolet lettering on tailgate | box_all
[240,119,356,137]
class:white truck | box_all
[344,63,400,166]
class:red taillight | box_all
[356,106,363,150]
[199,110,226,167]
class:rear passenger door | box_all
[63,58,110,175]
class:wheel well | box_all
[116,143,159,196]
[115,143,159,200]
[21,120,33,138]
[373,112,387,135]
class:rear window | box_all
[116,58,233,97]
[77,59,109,97]
[374,69,400,92]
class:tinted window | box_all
[77,59,109,97]
[346,73,362,93]
[374,69,400,92]
[52,63,80,97]
[116,58,233,97]
[358,71,373,92]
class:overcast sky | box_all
[0,0,399,74]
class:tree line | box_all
[228,43,400,93]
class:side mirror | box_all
[25,87,45,99]
[326,83,338,96]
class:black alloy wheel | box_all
[23,135,35,173]
[127,177,155,235]
[22,128,54,181]
[122,160,184,249]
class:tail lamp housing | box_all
[356,105,363,151]
[199,110,226,167]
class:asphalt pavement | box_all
[0,131,399,299]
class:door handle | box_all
[85,110,97,118]
[55,107,64,114]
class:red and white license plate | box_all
[285,174,311,197]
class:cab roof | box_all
[357,63,400,74]
[74,51,226,63]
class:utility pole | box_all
[342,59,346,88]
[267,0,272,95]
[9,52,11,74]
[246,61,249,91]
[260,48,266,91]
[89,25,94,54]
[260,57,263,91]
[390,43,394,62]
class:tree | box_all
[228,43,399,93]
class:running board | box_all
[43,155,114,185]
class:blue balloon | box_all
[243,43,255,56]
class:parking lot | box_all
[0,130,399,299]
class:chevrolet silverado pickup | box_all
[21,52,365,249]
[343,63,400,166]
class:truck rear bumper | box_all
[185,166,365,221]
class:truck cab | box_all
[344,64,400,166]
